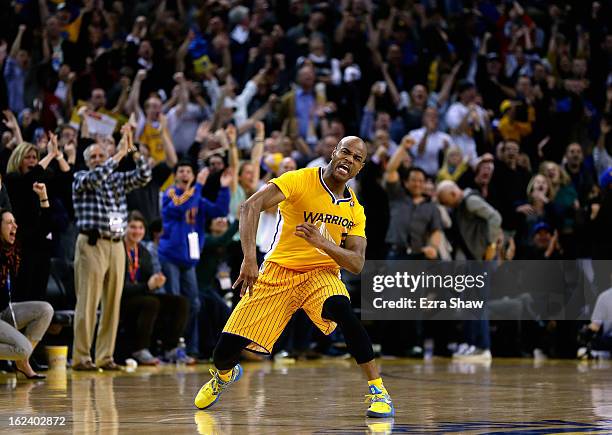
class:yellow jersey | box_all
[139,122,174,191]
[264,167,366,271]
[139,121,165,163]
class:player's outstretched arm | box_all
[233,183,286,297]
[295,223,367,274]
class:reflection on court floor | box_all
[0,358,609,434]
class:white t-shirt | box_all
[167,103,208,155]
[256,210,279,252]
[203,78,258,150]
[408,127,454,176]
[445,102,486,166]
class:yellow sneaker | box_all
[194,364,243,410]
[365,385,395,418]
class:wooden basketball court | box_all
[1,358,611,434]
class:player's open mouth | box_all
[336,163,350,176]
[8,230,16,241]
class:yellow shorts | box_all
[223,261,350,354]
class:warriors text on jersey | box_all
[264,167,366,271]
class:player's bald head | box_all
[337,136,367,156]
[327,135,367,181]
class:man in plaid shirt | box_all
[72,125,152,371]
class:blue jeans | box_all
[463,261,491,350]
[198,286,232,358]
[464,319,491,350]
[161,261,200,355]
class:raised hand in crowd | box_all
[130,16,148,41]
[135,69,147,83]
[47,132,70,172]
[401,136,416,150]
[2,110,22,147]
[195,120,212,144]
[2,110,19,133]
[196,167,210,186]
[46,133,60,158]
[254,121,265,142]
[113,124,134,162]
[32,182,49,208]
[226,124,237,146]
[220,168,233,187]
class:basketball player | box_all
[194,136,394,418]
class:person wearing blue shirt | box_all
[159,160,232,356]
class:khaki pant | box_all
[72,234,125,366]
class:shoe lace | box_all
[209,368,229,395]
[364,392,391,404]
[364,390,391,404]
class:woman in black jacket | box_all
[0,186,54,379]
[4,137,69,301]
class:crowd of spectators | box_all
[0,0,611,369]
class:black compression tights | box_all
[213,333,251,371]
[321,295,374,364]
[213,295,374,370]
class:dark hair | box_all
[149,218,163,235]
[127,210,147,226]
[398,167,428,197]
[457,79,475,94]
[175,159,195,174]
[206,153,226,166]
[404,166,427,181]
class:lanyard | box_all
[6,274,17,328]
[126,246,139,282]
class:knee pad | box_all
[322,295,352,322]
